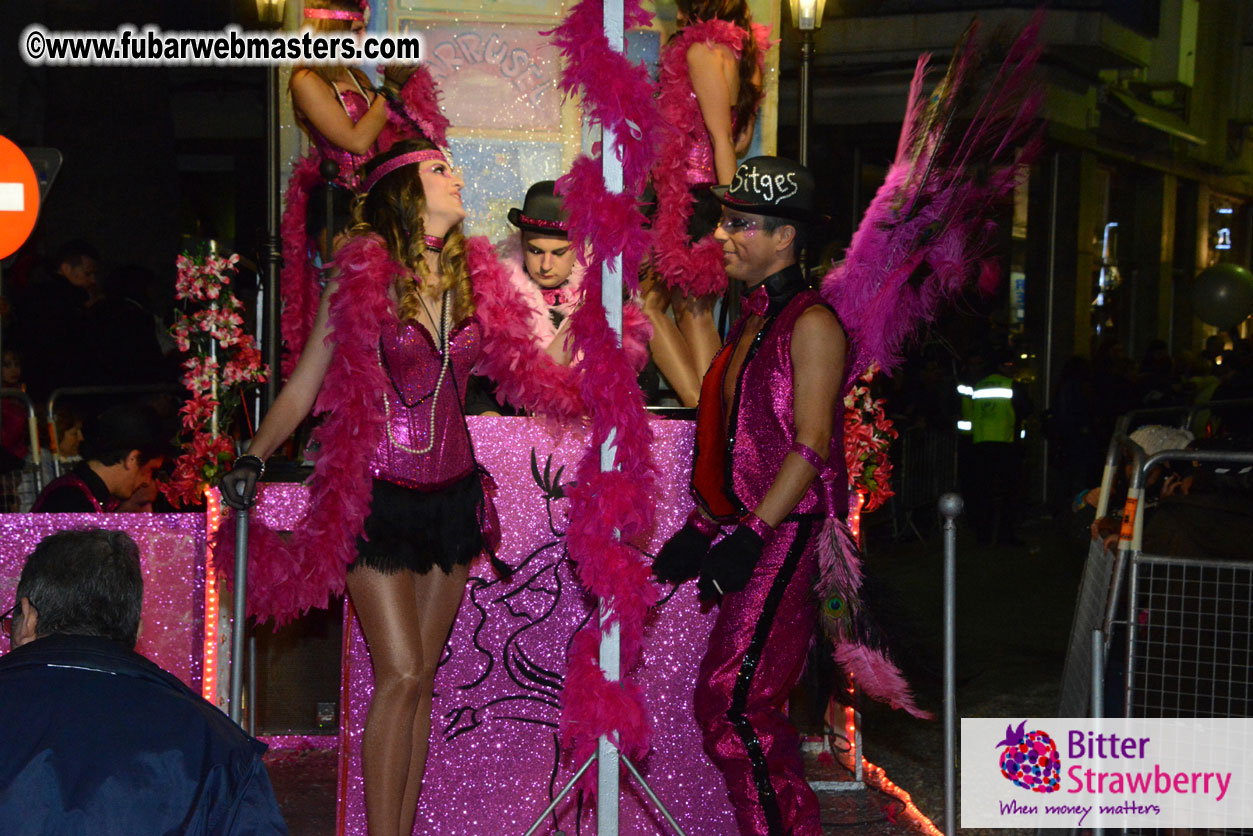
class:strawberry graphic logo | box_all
[996,720,1061,793]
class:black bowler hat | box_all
[711,156,818,223]
[507,181,569,237]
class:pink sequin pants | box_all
[694,517,822,836]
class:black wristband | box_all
[377,83,402,106]
[234,454,265,478]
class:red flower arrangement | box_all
[843,365,897,512]
[163,251,269,507]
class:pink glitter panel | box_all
[0,513,207,689]
[328,416,736,836]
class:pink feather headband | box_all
[361,148,447,193]
[303,8,365,20]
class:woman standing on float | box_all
[221,139,518,836]
[281,0,448,378]
[645,0,768,406]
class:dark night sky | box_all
[2,0,267,284]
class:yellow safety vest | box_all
[969,373,1015,443]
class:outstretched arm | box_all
[752,306,847,526]
[245,282,338,461]
[687,42,740,184]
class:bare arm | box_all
[752,307,847,527]
[245,283,338,461]
[290,68,389,156]
[687,43,740,185]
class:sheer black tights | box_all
[346,562,469,836]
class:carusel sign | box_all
[962,718,1252,829]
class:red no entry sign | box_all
[0,135,40,259]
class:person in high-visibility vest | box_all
[967,352,1031,545]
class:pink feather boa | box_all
[378,64,449,150]
[490,233,652,370]
[549,0,662,786]
[470,237,583,423]
[495,235,587,352]
[279,66,448,379]
[279,152,325,380]
[650,19,770,298]
[220,234,394,623]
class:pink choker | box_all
[424,234,445,252]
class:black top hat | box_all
[507,181,569,237]
[711,156,818,223]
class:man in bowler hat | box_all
[503,180,585,362]
[653,156,846,836]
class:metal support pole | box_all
[939,492,963,836]
[521,755,597,836]
[598,0,625,825]
[263,64,282,414]
[621,756,690,836]
[1090,629,1103,719]
[230,512,249,726]
[798,31,813,167]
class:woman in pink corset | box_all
[221,138,510,836]
[644,0,769,405]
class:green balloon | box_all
[1191,263,1253,329]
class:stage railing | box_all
[0,388,44,510]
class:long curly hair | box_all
[350,138,473,325]
[676,0,762,133]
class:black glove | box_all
[697,526,765,598]
[218,455,263,511]
[652,516,717,585]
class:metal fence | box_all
[0,388,44,512]
[887,426,958,539]
[1126,554,1252,719]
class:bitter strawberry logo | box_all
[996,720,1061,793]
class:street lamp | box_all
[255,0,286,413]
[788,0,826,166]
[255,0,286,27]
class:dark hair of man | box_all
[761,215,807,264]
[15,530,144,648]
[79,403,167,466]
[52,240,100,271]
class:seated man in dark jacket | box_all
[0,529,287,835]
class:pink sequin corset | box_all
[302,87,373,189]
[369,315,482,490]
[684,112,717,186]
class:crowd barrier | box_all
[887,425,958,540]
[0,387,44,510]
[1058,413,1253,721]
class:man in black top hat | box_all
[652,156,845,836]
[32,402,171,513]
[501,180,585,362]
